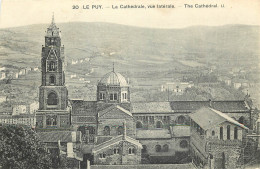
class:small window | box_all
[136,121,142,129]
[50,76,55,85]
[48,61,56,71]
[227,125,231,140]
[212,130,215,136]
[220,127,223,140]
[109,93,118,101]
[117,126,123,135]
[177,116,185,124]
[155,145,161,152]
[99,153,106,159]
[104,126,110,136]
[234,127,238,139]
[128,147,135,154]
[156,121,163,129]
[163,144,169,152]
[180,140,188,148]
[99,93,105,100]
[114,148,119,154]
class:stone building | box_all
[36,15,70,130]
[189,107,249,169]
[31,16,257,168]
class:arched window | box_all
[234,127,238,139]
[50,75,55,85]
[156,121,163,129]
[117,126,123,135]
[163,144,169,152]
[136,121,142,129]
[142,145,147,153]
[49,61,56,71]
[177,116,185,124]
[239,116,245,125]
[114,148,120,154]
[212,130,215,136]
[46,116,57,126]
[227,125,230,140]
[47,92,58,105]
[180,140,188,148]
[220,127,223,140]
[128,147,135,154]
[104,126,110,136]
[155,145,161,152]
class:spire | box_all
[51,12,55,25]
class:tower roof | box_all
[46,13,60,37]
[99,71,128,87]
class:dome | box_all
[99,71,128,86]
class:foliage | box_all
[0,124,51,169]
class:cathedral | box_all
[36,16,256,168]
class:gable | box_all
[99,105,132,119]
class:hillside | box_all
[0,23,259,79]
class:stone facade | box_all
[36,16,70,130]
[190,107,249,169]
[93,136,142,165]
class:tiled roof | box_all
[70,100,97,116]
[131,102,172,113]
[131,100,250,114]
[98,105,132,118]
[189,107,248,130]
[37,131,81,143]
[92,135,142,153]
[91,163,195,169]
[136,129,171,139]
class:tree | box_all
[0,124,51,169]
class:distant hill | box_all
[0,23,259,79]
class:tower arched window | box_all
[50,75,55,85]
[136,121,142,129]
[104,126,110,136]
[156,121,163,129]
[47,92,58,105]
[227,125,231,140]
[49,61,56,71]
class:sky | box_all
[0,0,259,28]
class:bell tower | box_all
[36,15,70,130]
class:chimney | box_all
[123,120,126,140]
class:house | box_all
[161,82,193,94]
[189,107,249,169]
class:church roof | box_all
[38,131,81,143]
[131,100,250,114]
[99,71,128,86]
[92,135,142,153]
[98,105,132,118]
[136,129,171,139]
[189,107,248,130]
[46,14,60,37]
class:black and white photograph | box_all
[0,0,259,168]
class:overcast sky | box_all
[0,0,259,28]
